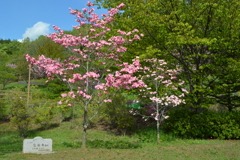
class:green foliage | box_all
[34,35,67,60]
[163,109,240,139]
[0,39,21,55]
[59,103,83,124]
[62,139,142,149]
[101,92,136,135]
[209,59,240,111]
[0,99,9,120]
[46,78,69,94]
[28,86,61,128]
[32,103,59,129]
[0,39,22,84]
[4,87,60,137]
[0,65,17,89]
[15,55,30,81]
[0,41,18,88]
[5,88,33,137]
[135,127,176,143]
[95,0,240,110]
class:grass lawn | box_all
[0,120,239,160]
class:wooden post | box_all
[27,64,31,107]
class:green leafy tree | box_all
[0,65,17,89]
[0,39,22,59]
[34,35,67,60]
[95,0,240,110]
[209,59,240,111]
[15,55,31,81]
[0,40,19,88]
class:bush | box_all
[162,109,240,139]
[101,93,137,135]
[4,88,33,137]
[33,103,59,129]
[135,127,176,143]
[4,87,60,137]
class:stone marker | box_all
[23,136,53,154]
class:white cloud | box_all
[17,39,23,43]
[22,22,50,41]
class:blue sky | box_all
[0,0,107,41]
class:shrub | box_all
[33,102,59,129]
[162,109,240,139]
[5,87,60,137]
[135,127,176,143]
[29,87,61,129]
[101,93,137,135]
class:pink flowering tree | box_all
[129,58,187,143]
[26,1,145,148]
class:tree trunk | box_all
[157,118,160,144]
[156,102,160,143]
[82,107,88,148]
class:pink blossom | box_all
[182,88,188,93]
[61,93,67,98]
[90,28,96,32]
[133,34,140,40]
[68,78,75,83]
[95,84,107,90]
[68,91,76,98]
[85,95,92,99]
[86,1,94,7]
[73,73,82,81]
[179,81,185,85]
[117,3,125,9]
[132,29,139,32]
[84,72,100,78]
[72,26,80,29]
[53,25,61,31]
[154,113,159,120]
[25,54,36,64]
[117,30,126,35]
[126,32,132,36]
[172,86,177,90]
[82,8,88,12]
[108,8,119,16]
[69,8,77,14]
[104,99,112,102]
[102,14,107,17]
